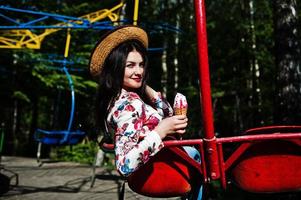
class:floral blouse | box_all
[107,89,173,176]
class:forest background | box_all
[0,0,300,165]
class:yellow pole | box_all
[133,0,139,25]
[64,29,71,58]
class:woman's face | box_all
[123,50,145,90]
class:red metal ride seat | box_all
[101,140,203,198]
[127,146,203,197]
[231,126,301,193]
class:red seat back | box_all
[127,146,203,197]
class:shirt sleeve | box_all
[150,92,173,117]
[113,98,164,176]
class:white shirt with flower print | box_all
[107,89,173,176]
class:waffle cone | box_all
[174,107,187,116]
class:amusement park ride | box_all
[0,1,126,49]
[1,0,301,198]
[0,0,140,164]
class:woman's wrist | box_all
[153,127,166,139]
[145,85,157,99]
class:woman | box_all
[89,25,202,199]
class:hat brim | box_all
[89,25,148,76]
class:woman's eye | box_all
[126,64,134,68]
[126,63,144,68]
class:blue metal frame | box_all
[63,66,75,132]
[34,62,85,145]
[0,6,183,32]
[0,6,116,30]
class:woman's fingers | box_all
[174,122,188,129]
[173,115,188,124]
[154,115,188,138]
[175,129,186,134]
[173,115,187,120]
[174,116,188,127]
[173,116,188,134]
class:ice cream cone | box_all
[174,107,187,116]
[173,93,188,116]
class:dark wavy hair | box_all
[96,40,149,132]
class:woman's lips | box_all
[132,78,142,82]
[132,77,142,83]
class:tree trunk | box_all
[161,41,168,97]
[11,99,18,155]
[273,0,301,124]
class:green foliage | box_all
[51,140,98,165]
[12,91,30,103]
[71,76,98,96]
[1,0,301,157]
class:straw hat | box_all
[89,25,148,76]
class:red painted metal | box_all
[217,132,301,143]
[217,143,227,189]
[163,139,203,147]
[164,139,209,183]
[215,127,301,191]
[224,143,251,170]
[102,142,114,150]
[244,125,301,134]
[198,141,209,183]
[102,139,209,183]
[101,0,301,195]
[192,0,301,193]
[230,140,301,193]
[127,146,203,197]
[194,0,220,180]
[103,139,204,150]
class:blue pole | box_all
[62,64,75,132]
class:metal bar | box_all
[133,0,139,25]
[199,140,209,183]
[64,29,71,58]
[194,0,215,139]
[217,143,227,189]
[0,13,20,24]
[0,2,124,49]
[20,16,49,27]
[88,2,124,23]
[52,16,89,27]
[0,25,93,29]
[103,139,203,151]
[217,132,301,143]
[163,139,203,147]
[224,143,251,170]
[0,6,89,23]
[63,29,74,143]
[63,67,75,135]
[194,0,220,180]
[244,125,301,134]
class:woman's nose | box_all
[134,65,143,74]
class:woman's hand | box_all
[145,85,157,100]
[154,115,188,139]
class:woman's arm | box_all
[145,85,173,117]
[113,98,164,176]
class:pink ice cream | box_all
[173,93,188,115]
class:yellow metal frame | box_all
[133,0,139,25]
[0,0,140,49]
[64,29,71,58]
